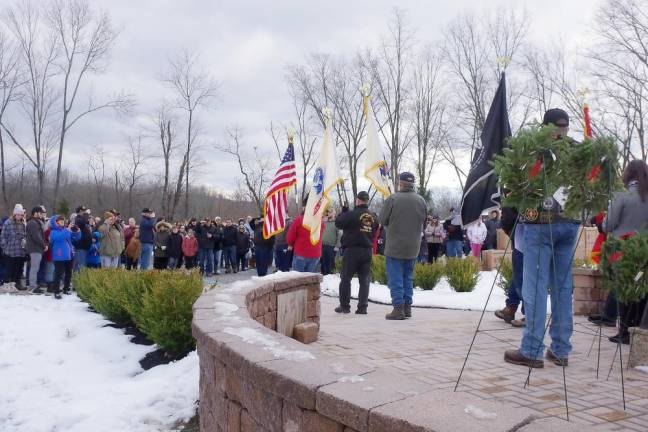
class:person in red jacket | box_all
[182,229,199,269]
[286,198,324,272]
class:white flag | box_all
[363,95,392,198]
[303,111,343,245]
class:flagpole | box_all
[287,128,299,212]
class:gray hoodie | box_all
[380,185,428,259]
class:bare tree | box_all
[2,2,59,203]
[411,45,446,201]
[87,147,106,208]
[218,127,272,212]
[0,29,21,210]
[152,103,176,216]
[164,50,218,218]
[363,8,415,189]
[123,134,146,217]
[47,0,132,210]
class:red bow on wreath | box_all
[608,251,623,263]
[588,165,602,182]
[528,159,543,179]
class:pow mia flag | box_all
[460,72,511,226]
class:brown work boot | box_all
[511,317,526,327]
[546,349,568,366]
[404,304,412,318]
[504,349,544,368]
[385,305,406,320]
[494,304,517,323]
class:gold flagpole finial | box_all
[576,87,591,102]
[287,127,295,144]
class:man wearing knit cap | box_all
[504,108,579,369]
[26,206,47,293]
[1,204,27,289]
[379,172,427,320]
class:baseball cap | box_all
[357,191,370,202]
[75,205,87,213]
[142,208,152,213]
[542,108,569,127]
[398,172,415,183]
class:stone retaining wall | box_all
[572,267,607,316]
[192,273,577,432]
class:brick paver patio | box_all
[314,296,648,431]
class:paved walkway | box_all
[314,296,648,431]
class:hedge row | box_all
[337,254,480,293]
[73,269,203,356]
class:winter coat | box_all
[604,182,648,237]
[443,215,464,242]
[166,232,184,258]
[139,216,156,244]
[484,218,500,248]
[321,220,341,247]
[467,221,488,245]
[253,223,275,250]
[274,220,291,248]
[212,225,224,250]
[424,223,445,244]
[125,234,141,260]
[196,223,216,249]
[26,217,46,254]
[236,230,252,254]
[98,222,125,257]
[182,236,199,257]
[286,215,323,259]
[380,188,427,260]
[335,204,378,249]
[123,225,137,247]
[222,225,238,248]
[154,223,172,258]
[1,217,27,257]
[87,232,102,265]
[73,215,93,251]
[48,216,81,262]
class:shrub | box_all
[414,262,444,290]
[495,259,513,294]
[371,255,388,284]
[119,270,155,326]
[445,258,481,293]
[86,269,132,325]
[73,268,98,304]
[137,271,203,355]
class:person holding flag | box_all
[290,108,343,272]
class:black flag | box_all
[460,72,511,226]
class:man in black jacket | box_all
[334,191,379,315]
[73,212,93,272]
[196,220,216,276]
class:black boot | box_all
[335,305,350,314]
[385,305,405,320]
[355,306,367,315]
[404,304,412,318]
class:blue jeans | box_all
[292,255,319,272]
[139,243,154,270]
[386,256,416,306]
[520,222,579,360]
[198,248,214,274]
[214,249,222,273]
[446,240,463,258]
[224,245,237,269]
[274,247,292,272]
[73,249,88,272]
[101,256,120,268]
[505,248,524,307]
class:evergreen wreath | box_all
[600,231,648,303]
[492,124,621,219]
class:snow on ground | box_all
[637,366,648,375]
[322,272,550,312]
[0,294,198,432]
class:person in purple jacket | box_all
[49,215,81,299]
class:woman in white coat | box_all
[467,217,488,259]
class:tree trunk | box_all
[53,112,68,211]
[0,128,9,211]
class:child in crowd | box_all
[182,229,198,269]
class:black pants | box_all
[619,296,648,336]
[5,256,26,287]
[338,247,372,310]
[321,245,336,275]
[427,243,441,263]
[153,256,168,270]
[185,256,197,269]
[125,257,139,270]
[53,260,73,293]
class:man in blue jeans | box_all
[139,208,156,270]
[505,108,579,368]
[443,207,464,258]
[380,172,427,320]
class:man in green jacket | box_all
[380,172,427,320]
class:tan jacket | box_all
[98,223,125,257]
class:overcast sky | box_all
[3,0,604,195]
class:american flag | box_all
[263,143,297,239]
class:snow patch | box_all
[338,375,365,383]
[223,327,315,361]
[0,295,198,432]
[213,301,239,315]
[464,405,497,420]
[636,366,648,374]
